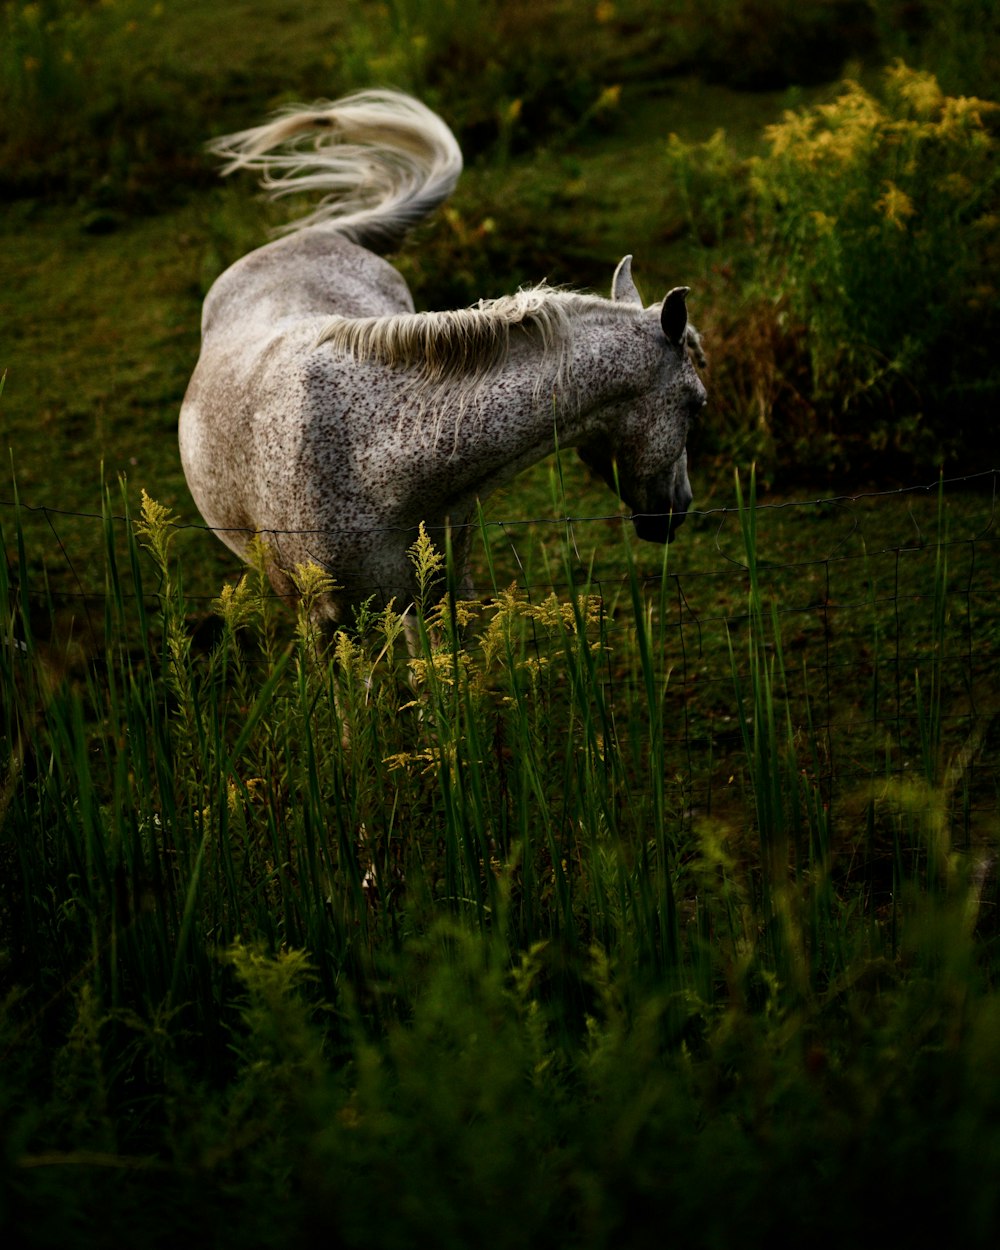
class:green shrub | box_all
[751,62,999,464]
[665,63,1000,475]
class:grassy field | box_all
[3,2,1000,1246]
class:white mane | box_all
[314,285,641,389]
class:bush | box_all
[754,63,998,467]
[666,63,1000,476]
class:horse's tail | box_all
[207,89,462,253]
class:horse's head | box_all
[578,256,706,543]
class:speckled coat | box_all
[179,91,706,623]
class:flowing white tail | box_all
[208,89,463,251]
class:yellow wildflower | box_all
[383,749,438,775]
[518,655,550,679]
[407,521,445,602]
[810,211,837,235]
[938,171,974,202]
[886,61,943,119]
[228,776,266,813]
[424,598,481,633]
[939,94,999,140]
[213,575,256,631]
[763,111,815,159]
[875,181,915,229]
[594,84,622,113]
[407,651,472,689]
[334,629,367,679]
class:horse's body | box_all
[180,91,706,622]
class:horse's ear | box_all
[612,255,643,306]
[661,286,690,347]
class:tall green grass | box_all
[2,471,999,1245]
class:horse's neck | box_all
[417,306,653,506]
[495,304,651,445]
[565,305,655,413]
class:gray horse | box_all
[179,90,706,623]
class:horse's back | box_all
[200,230,414,338]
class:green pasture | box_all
[3,2,1000,1246]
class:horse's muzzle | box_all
[631,452,693,544]
[633,509,687,544]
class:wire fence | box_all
[4,469,999,844]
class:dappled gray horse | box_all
[179,90,706,623]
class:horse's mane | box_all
[314,285,640,388]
